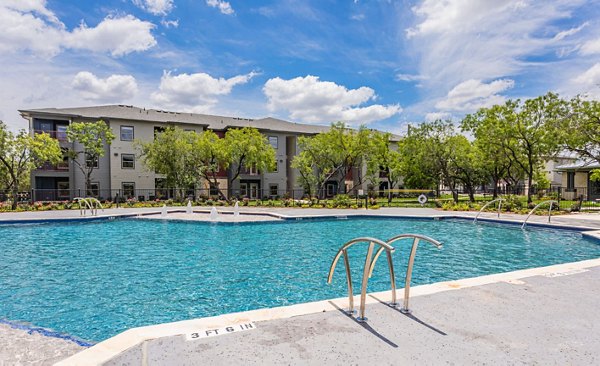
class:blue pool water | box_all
[1,217,599,342]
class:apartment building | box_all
[20,105,390,201]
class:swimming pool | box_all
[1,217,599,342]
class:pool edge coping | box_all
[54,256,600,366]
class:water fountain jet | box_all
[210,207,219,221]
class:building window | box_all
[240,183,248,197]
[567,172,575,192]
[268,136,278,149]
[154,126,166,140]
[269,161,278,173]
[122,182,135,198]
[326,182,337,197]
[269,184,278,197]
[243,164,258,175]
[120,126,134,141]
[87,182,99,197]
[86,154,98,168]
[56,124,68,141]
[121,154,135,169]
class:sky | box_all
[1,0,600,133]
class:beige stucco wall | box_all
[561,171,588,200]
[109,119,204,198]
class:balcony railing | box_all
[34,130,68,142]
[37,161,69,171]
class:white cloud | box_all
[572,63,600,98]
[66,16,157,57]
[395,73,427,82]
[425,112,450,122]
[405,0,587,92]
[580,38,600,56]
[72,71,138,102]
[553,22,588,41]
[160,19,179,28]
[435,79,514,112]
[0,3,157,57]
[206,0,234,15]
[151,71,256,108]
[2,0,62,25]
[263,75,401,125]
[132,0,174,15]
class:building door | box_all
[249,182,259,199]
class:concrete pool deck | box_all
[59,259,600,365]
[2,207,600,365]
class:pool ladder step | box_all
[327,234,442,322]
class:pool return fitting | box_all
[327,234,442,322]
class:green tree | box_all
[191,130,230,200]
[292,122,371,197]
[447,135,487,202]
[462,106,523,198]
[366,132,403,202]
[482,94,561,202]
[292,136,336,198]
[224,127,276,191]
[398,130,439,191]
[138,127,200,199]
[66,121,115,195]
[400,120,465,203]
[0,122,62,209]
[556,96,600,179]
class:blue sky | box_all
[1,0,600,133]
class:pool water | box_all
[1,217,599,342]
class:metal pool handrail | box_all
[327,237,396,322]
[474,198,505,223]
[384,234,442,314]
[74,197,104,216]
[521,200,558,229]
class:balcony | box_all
[34,129,68,142]
[37,161,69,171]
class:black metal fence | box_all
[1,186,599,211]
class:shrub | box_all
[332,194,352,208]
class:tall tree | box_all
[224,127,276,190]
[191,130,230,200]
[138,127,200,199]
[66,121,115,195]
[400,120,464,203]
[487,94,561,203]
[366,132,403,202]
[447,135,486,202]
[556,96,600,167]
[291,122,371,197]
[0,122,62,209]
[462,106,523,198]
[292,135,336,198]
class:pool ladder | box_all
[327,234,442,322]
[74,197,104,216]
